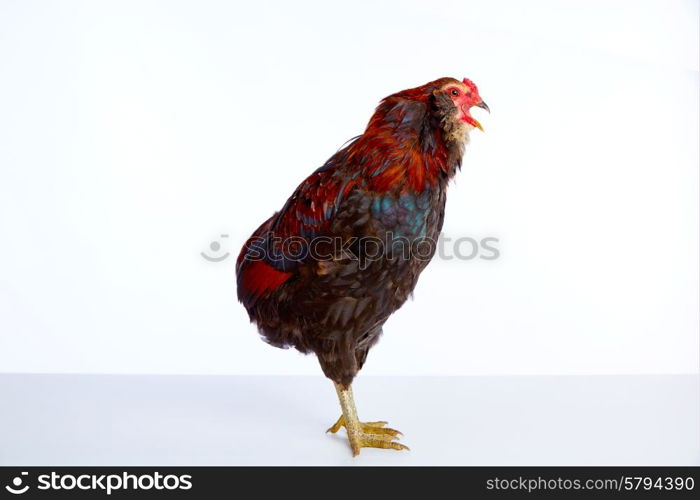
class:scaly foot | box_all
[326,415,409,456]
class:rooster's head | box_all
[432,77,489,132]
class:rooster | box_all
[236,77,488,456]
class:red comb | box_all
[462,78,478,93]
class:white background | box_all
[0,0,698,377]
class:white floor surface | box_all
[0,374,697,466]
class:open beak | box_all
[476,100,490,113]
[462,99,490,131]
[470,100,489,131]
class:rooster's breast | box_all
[359,187,447,305]
[248,185,448,362]
[320,186,447,315]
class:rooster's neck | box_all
[349,99,464,194]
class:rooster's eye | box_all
[450,89,459,96]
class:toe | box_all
[361,424,402,436]
[326,415,345,434]
[361,435,410,451]
[363,421,389,428]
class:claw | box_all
[326,414,409,455]
[326,415,344,434]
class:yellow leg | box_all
[327,382,409,456]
